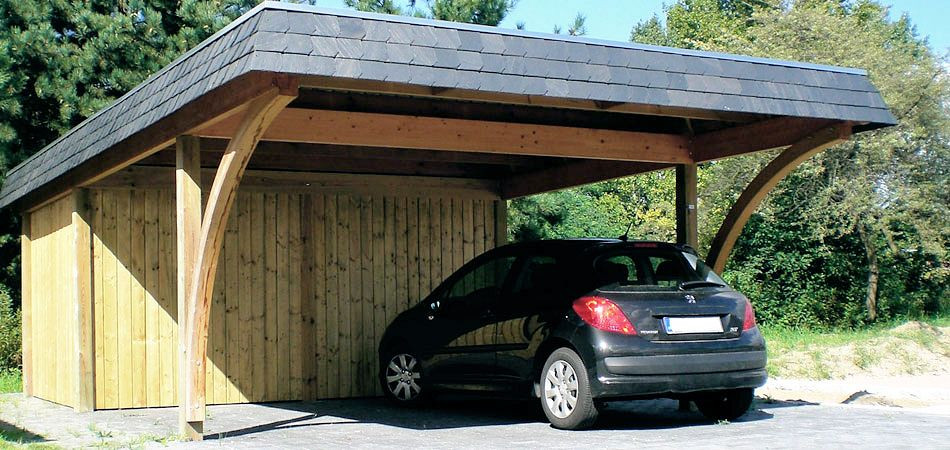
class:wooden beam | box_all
[706,124,852,272]
[690,117,835,162]
[675,164,698,248]
[298,75,761,123]
[181,80,298,440]
[501,160,670,199]
[91,166,501,200]
[72,189,95,412]
[176,136,202,439]
[494,200,508,247]
[197,108,692,164]
[197,140,548,166]
[20,214,31,397]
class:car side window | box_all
[444,255,516,301]
[509,255,562,296]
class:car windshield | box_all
[593,248,726,290]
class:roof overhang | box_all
[0,1,896,211]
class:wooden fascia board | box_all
[297,75,759,123]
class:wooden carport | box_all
[1,2,894,441]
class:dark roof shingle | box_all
[0,1,896,208]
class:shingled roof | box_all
[0,1,895,209]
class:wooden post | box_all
[675,164,698,249]
[73,189,95,411]
[20,214,32,398]
[176,135,202,438]
[180,78,298,440]
[706,124,851,272]
[494,200,507,247]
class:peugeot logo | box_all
[685,294,696,304]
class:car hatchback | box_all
[378,239,767,429]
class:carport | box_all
[1,1,894,441]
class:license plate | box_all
[663,316,723,334]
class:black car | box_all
[378,239,767,429]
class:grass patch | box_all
[761,314,949,355]
[760,315,949,379]
[0,370,21,394]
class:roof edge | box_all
[258,1,868,76]
[3,3,272,181]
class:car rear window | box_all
[593,249,717,289]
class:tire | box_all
[539,347,599,430]
[695,388,754,421]
[380,350,426,406]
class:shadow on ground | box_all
[208,395,808,439]
[0,420,49,444]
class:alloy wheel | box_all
[385,353,422,401]
[543,359,579,419]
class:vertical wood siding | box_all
[88,188,502,408]
[25,195,77,407]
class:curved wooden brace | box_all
[180,80,297,439]
[706,123,852,273]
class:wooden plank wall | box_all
[25,195,78,408]
[89,187,503,408]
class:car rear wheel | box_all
[695,388,754,421]
[381,351,425,406]
[540,348,599,430]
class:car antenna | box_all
[618,220,635,242]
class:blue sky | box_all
[312,0,949,53]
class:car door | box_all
[493,253,570,383]
[421,252,517,386]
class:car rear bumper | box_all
[590,350,768,399]
[603,350,767,375]
[592,367,767,399]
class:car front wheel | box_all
[381,351,425,405]
[540,347,599,430]
[695,388,754,421]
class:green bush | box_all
[0,288,20,372]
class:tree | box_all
[345,0,516,25]
[631,0,949,324]
[342,0,413,15]
[0,0,270,302]
[726,1,949,321]
[553,13,586,36]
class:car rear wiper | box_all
[679,280,726,290]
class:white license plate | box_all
[663,316,723,334]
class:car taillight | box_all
[742,298,757,331]
[572,296,637,335]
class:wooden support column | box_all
[706,124,852,273]
[494,200,508,247]
[176,135,202,437]
[73,189,95,411]
[675,164,698,248]
[20,215,32,397]
[180,78,298,440]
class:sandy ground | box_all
[759,322,950,412]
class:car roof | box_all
[495,239,686,255]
